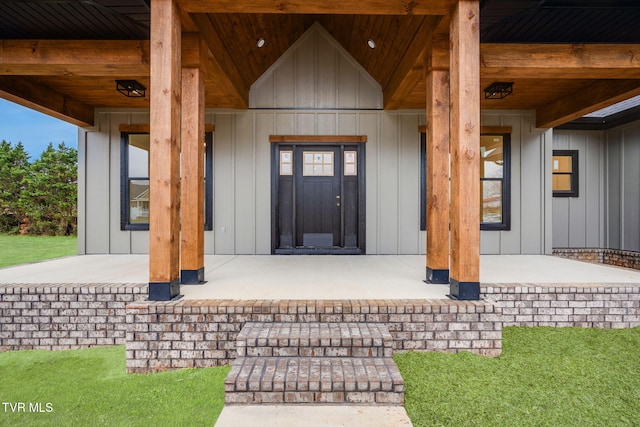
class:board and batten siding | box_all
[77,110,216,255]
[79,109,553,256]
[605,121,640,251]
[78,22,553,256]
[551,131,606,249]
[479,111,553,255]
[212,110,422,255]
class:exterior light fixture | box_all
[257,38,266,48]
[484,82,514,99]
[367,39,376,49]
[116,80,146,98]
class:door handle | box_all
[336,202,341,207]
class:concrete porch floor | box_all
[0,254,639,300]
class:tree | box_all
[0,141,30,233]
[19,142,77,235]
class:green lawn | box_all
[0,234,77,268]
[395,326,640,427]
[0,346,229,427]
[1,328,638,426]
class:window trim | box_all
[120,131,213,231]
[552,149,579,198]
[480,132,511,231]
[419,132,511,231]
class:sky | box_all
[0,98,78,159]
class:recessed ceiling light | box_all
[257,38,266,48]
[367,39,376,49]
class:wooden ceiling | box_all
[1,0,640,129]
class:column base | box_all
[448,279,480,300]
[425,267,449,284]
[181,267,206,285]
[149,279,181,301]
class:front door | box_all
[295,147,341,247]
[272,141,365,254]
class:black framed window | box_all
[480,133,511,230]
[121,132,213,230]
[419,132,511,231]
[552,150,579,197]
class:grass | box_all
[0,346,230,427]
[1,328,638,426]
[395,326,640,427]
[0,234,77,268]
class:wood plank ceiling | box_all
[1,0,640,128]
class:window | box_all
[419,132,511,231]
[552,150,578,197]
[121,132,213,230]
[480,133,511,230]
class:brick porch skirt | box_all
[1,283,638,373]
[553,248,640,271]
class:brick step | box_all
[225,356,404,405]
[236,322,393,358]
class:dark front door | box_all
[295,147,341,247]
[272,141,365,254]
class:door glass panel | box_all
[280,150,293,175]
[344,151,357,176]
[303,151,334,176]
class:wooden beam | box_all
[120,124,214,133]
[0,40,150,76]
[149,0,182,301]
[0,76,93,127]
[481,44,640,79]
[425,23,450,284]
[420,125,512,134]
[190,13,249,107]
[449,0,480,299]
[384,16,441,110]
[269,135,367,143]
[179,0,456,14]
[536,80,640,128]
[180,35,206,285]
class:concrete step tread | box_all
[236,322,393,357]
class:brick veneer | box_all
[553,248,640,271]
[125,299,502,373]
[0,283,146,351]
[483,284,640,328]
[2,282,639,374]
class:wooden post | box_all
[425,22,451,284]
[449,0,480,300]
[180,33,206,284]
[149,0,181,300]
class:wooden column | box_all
[449,0,481,300]
[149,0,182,300]
[425,23,451,284]
[180,33,206,284]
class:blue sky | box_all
[0,98,78,159]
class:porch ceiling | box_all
[1,0,640,128]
